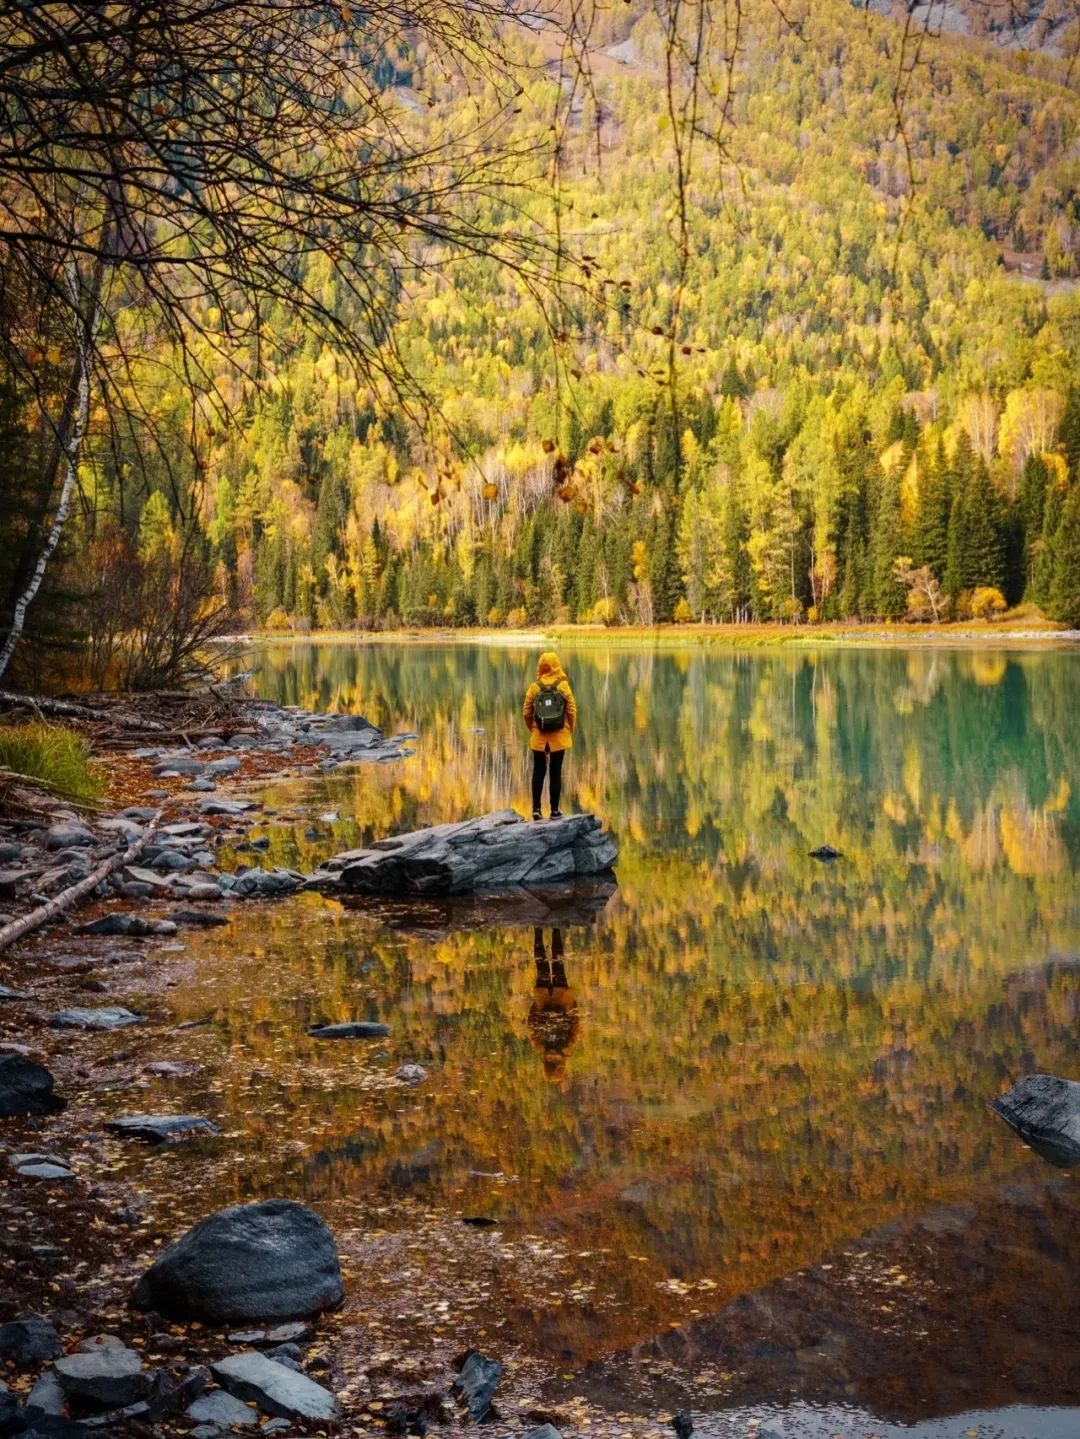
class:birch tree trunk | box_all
[0,239,109,683]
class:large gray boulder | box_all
[133,1199,344,1322]
[313,810,617,897]
[990,1073,1080,1167]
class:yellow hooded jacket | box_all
[523,651,577,753]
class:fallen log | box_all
[0,809,163,952]
[0,689,167,731]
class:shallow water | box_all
[101,641,1080,1431]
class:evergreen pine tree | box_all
[965,460,1006,592]
[871,466,905,618]
[1033,479,1064,610]
[1061,389,1080,483]
[1048,484,1080,626]
[914,443,951,579]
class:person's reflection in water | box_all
[528,927,580,1083]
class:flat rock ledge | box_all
[311,810,618,897]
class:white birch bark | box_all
[0,259,101,682]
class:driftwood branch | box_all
[0,689,152,726]
[0,808,163,952]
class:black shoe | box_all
[532,810,543,821]
[550,809,563,819]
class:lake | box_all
[121,640,1080,1438]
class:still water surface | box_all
[128,641,1080,1433]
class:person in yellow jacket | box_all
[522,650,576,820]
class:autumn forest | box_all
[1,0,1080,685]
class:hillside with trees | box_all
[3,0,1080,680]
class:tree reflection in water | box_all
[114,642,1080,1420]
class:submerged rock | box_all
[315,810,618,898]
[105,1114,220,1143]
[210,1351,342,1421]
[0,1054,65,1117]
[231,868,305,899]
[78,913,177,937]
[990,1073,1080,1167]
[308,1021,390,1040]
[173,908,229,927]
[198,797,258,817]
[133,1198,344,1322]
[452,1350,502,1422]
[809,844,842,862]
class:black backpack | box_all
[534,681,567,732]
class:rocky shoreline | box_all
[0,695,626,1439]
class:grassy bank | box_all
[218,618,1080,652]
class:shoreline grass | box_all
[215,619,1080,652]
[0,722,103,804]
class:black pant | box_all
[531,748,564,814]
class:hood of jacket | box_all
[536,651,568,685]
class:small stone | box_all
[54,1346,149,1408]
[262,1421,292,1436]
[672,1414,694,1439]
[264,1323,313,1346]
[188,778,217,793]
[395,1064,428,1084]
[144,1060,199,1077]
[187,1389,259,1427]
[123,865,173,889]
[44,822,95,850]
[0,1317,62,1365]
[11,1157,74,1181]
[117,882,153,900]
[809,844,842,861]
[198,798,258,816]
[0,984,29,1001]
[452,1351,501,1423]
[0,867,29,901]
[173,909,228,927]
[210,1352,341,1422]
[152,756,204,776]
[151,850,192,873]
[26,1369,66,1415]
[21,1417,90,1438]
[205,756,241,776]
[105,1114,219,1143]
[0,1387,24,1439]
[51,1007,145,1031]
[78,1335,126,1353]
[227,1330,267,1346]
